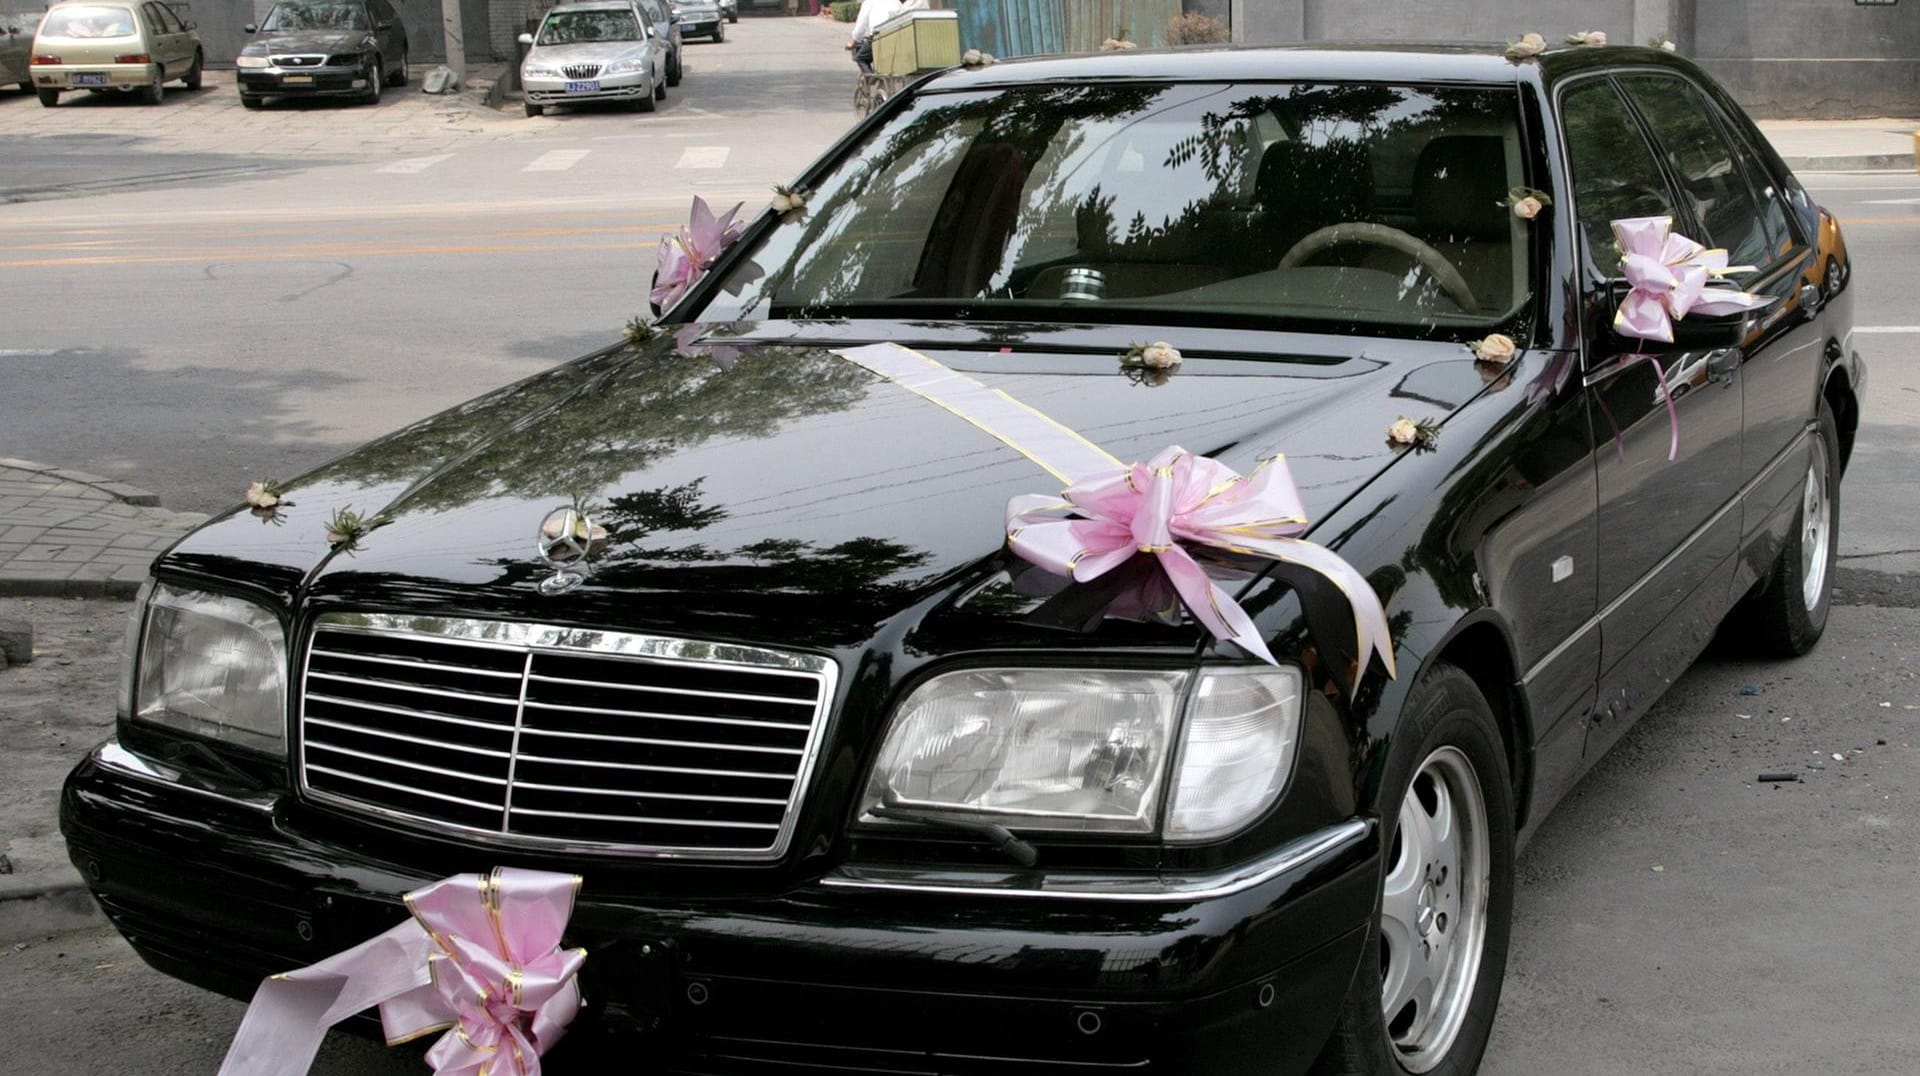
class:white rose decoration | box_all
[1138,342,1181,369]
[1512,195,1543,220]
[244,481,279,510]
[771,185,806,214]
[1506,32,1546,59]
[1566,30,1606,47]
[1387,418,1421,445]
[1471,334,1517,365]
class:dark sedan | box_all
[234,0,407,107]
[63,41,1859,1076]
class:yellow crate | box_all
[872,10,960,76]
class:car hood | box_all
[165,323,1496,654]
[251,29,375,53]
[525,42,649,65]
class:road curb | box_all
[0,575,151,600]
[0,458,160,507]
[0,870,103,945]
[1781,152,1916,172]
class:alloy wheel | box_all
[1379,745,1491,1073]
[1800,435,1832,611]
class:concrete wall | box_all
[1225,0,1919,118]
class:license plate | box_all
[282,74,313,84]
[72,73,107,86]
[564,80,599,93]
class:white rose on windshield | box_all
[1124,341,1183,369]
[1471,334,1516,365]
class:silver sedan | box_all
[518,1,666,117]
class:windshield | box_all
[701,82,1536,337]
[261,2,369,30]
[537,9,642,44]
[39,6,138,38]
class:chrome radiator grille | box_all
[297,614,836,859]
[561,63,601,79]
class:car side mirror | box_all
[184,20,196,29]
[517,31,533,44]
[244,22,256,32]
[1603,279,1770,353]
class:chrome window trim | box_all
[1521,422,1813,686]
[296,613,838,861]
[819,818,1371,902]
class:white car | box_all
[518,0,667,117]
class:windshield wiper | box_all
[870,789,1038,868]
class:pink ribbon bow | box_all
[651,195,746,312]
[1612,215,1768,344]
[218,868,586,1076]
[1007,446,1395,683]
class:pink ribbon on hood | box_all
[217,867,586,1076]
[1007,446,1396,683]
[652,195,746,313]
[1612,215,1769,343]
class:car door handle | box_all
[1705,347,1740,383]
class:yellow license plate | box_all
[282,74,313,84]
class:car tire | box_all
[653,74,665,100]
[240,92,264,109]
[37,87,59,107]
[1723,398,1840,658]
[712,24,723,43]
[141,72,163,104]
[387,44,408,86]
[524,100,543,116]
[361,55,382,104]
[1310,664,1513,1076]
[666,52,680,86]
[727,11,737,22]
[633,80,656,112]
[184,50,203,89]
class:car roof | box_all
[545,1,639,11]
[45,0,139,9]
[919,41,1702,94]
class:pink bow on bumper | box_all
[218,868,586,1076]
[1007,446,1395,684]
[651,195,746,312]
[1612,215,1769,343]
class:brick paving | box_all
[0,459,206,599]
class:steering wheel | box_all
[1278,222,1479,313]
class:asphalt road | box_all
[4,21,1920,1073]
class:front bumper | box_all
[523,71,651,105]
[33,63,154,90]
[63,738,1375,1074]
[238,65,371,97]
[683,18,721,36]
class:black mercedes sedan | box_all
[62,40,1861,1076]
[234,0,408,107]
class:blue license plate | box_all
[73,73,108,86]
[564,80,600,93]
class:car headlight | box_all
[859,665,1302,840]
[522,63,561,78]
[235,54,270,68]
[605,56,649,75]
[130,583,288,754]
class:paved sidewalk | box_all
[1757,117,1919,172]
[0,459,205,599]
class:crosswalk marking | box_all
[675,146,730,169]
[524,150,592,172]
[377,154,453,174]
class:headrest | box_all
[1255,139,1374,225]
[1413,136,1509,240]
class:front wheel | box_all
[711,24,723,43]
[1724,399,1840,656]
[523,100,543,117]
[653,73,666,100]
[387,44,409,86]
[632,80,656,112]
[1312,665,1513,1076]
[183,50,203,89]
[360,55,382,103]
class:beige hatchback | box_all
[29,0,203,107]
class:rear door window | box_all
[1557,78,1678,279]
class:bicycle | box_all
[853,69,902,117]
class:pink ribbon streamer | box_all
[1007,446,1396,683]
[217,868,586,1076]
[1585,352,1680,461]
[651,195,746,312]
[1612,215,1769,343]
